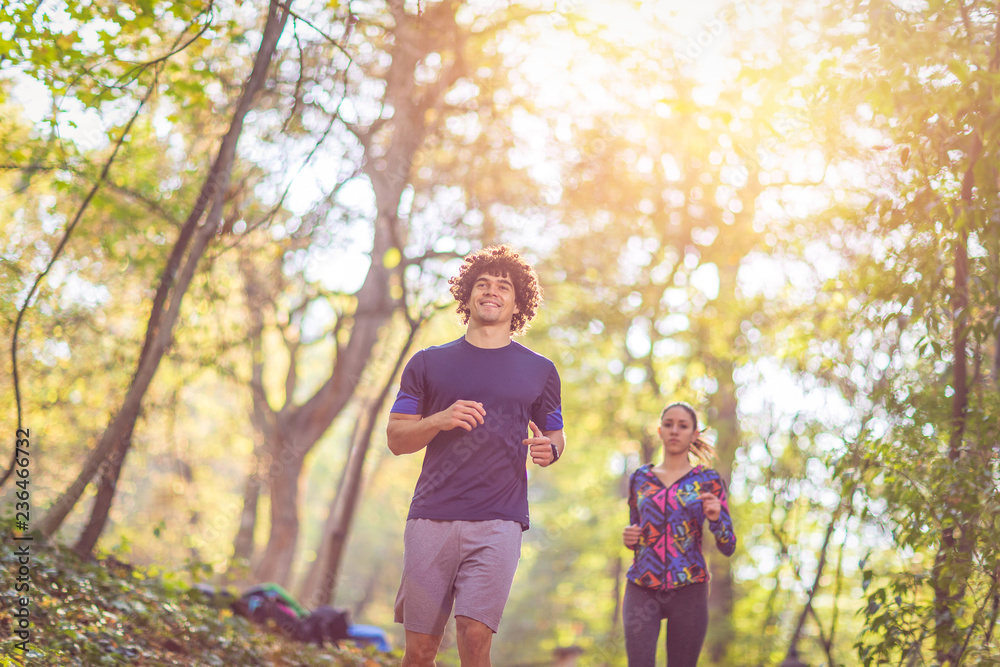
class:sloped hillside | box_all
[0,541,396,666]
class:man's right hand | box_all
[436,400,486,432]
[387,400,485,456]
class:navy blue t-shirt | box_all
[389,337,563,530]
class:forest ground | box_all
[0,540,397,666]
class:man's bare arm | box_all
[386,400,486,455]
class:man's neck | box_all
[465,323,513,349]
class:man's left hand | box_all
[524,420,556,467]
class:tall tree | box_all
[36,0,293,552]
[798,1,1000,663]
[237,0,470,586]
[231,0,558,586]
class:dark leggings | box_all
[623,580,709,667]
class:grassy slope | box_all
[0,541,398,666]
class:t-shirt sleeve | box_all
[531,363,563,432]
[389,351,425,416]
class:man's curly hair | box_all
[448,245,542,335]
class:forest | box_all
[1,0,998,665]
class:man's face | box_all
[467,272,519,326]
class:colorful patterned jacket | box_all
[626,464,737,591]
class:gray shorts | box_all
[394,518,522,636]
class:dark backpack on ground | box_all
[232,588,301,637]
[232,584,350,646]
[295,604,351,646]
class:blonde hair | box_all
[660,402,716,467]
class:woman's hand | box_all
[623,524,642,548]
[698,492,722,521]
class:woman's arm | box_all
[624,471,641,550]
[705,478,737,556]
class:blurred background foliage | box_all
[1,0,999,665]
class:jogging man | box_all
[387,245,565,667]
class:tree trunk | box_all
[72,426,133,556]
[253,430,307,586]
[299,323,422,606]
[231,253,274,571]
[297,404,376,607]
[38,0,292,547]
[949,217,970,462]
[705,368,739,664]
[703,257,742,664]
[934,134,980,665]
[250,249,396,585]
[352,564,385,621]
[232,451,264,565]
